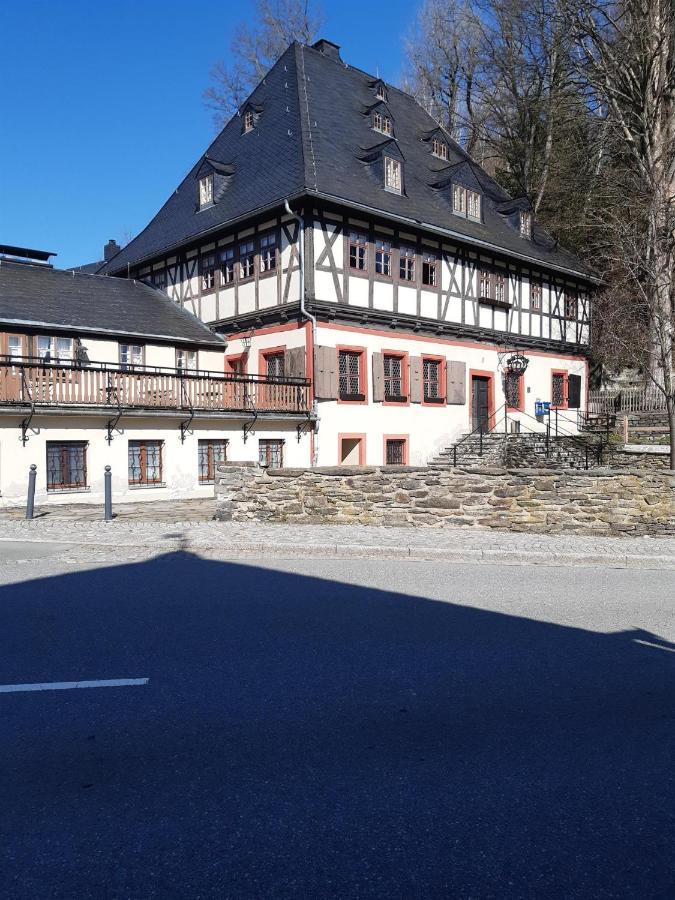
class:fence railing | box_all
[0,358,311,415]
[588,386,667,415]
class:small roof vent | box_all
[312,39,341,62]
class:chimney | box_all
[312,39,341,62]
[104,239,121,261]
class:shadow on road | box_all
[1,551,674,899]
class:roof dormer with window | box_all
[195,158,235,212]
[373,79,388,102]
[240,102,262,134]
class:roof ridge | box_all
[297,43,318,193]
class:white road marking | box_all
[0,678,149,693]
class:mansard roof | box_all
[0,261,224,347]
[102,40,592,282]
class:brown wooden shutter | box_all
[284,346,306,378]
[409,356,423,403]
[446,360,466,405]
[372,352,385,402]
[314,345,338,400]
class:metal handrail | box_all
[451,403,508,466]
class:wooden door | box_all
[472,376,490,431]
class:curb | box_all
[0,536,673,570]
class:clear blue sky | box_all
[0,0,414,269]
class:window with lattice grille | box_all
[505,371,522,409]
[385,439,406,465]
[423,359,442,401]
[383,355,404,399]
[552,373,566,407]
[265,352,285,380]
[339,350,362,398]
[259,439,283,467]
[198,439,227,483]
[128,440,163,486]
[46,442,87,491]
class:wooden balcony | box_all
[0,358,311,416]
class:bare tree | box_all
[204,0,324,126]
[568,0,675,465]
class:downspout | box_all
[284,199,319,465]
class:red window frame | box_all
[383,435,409,466]
[422,355,445,405]
[382,350,409,406]
[337,346,367,403]
[551,369,568,409]
[338,433,366,465]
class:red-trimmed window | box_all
[338,349,365,400]
[349,231,367,271]
[383,353,406,401]
[551,371,568,408]
[423,357,443,402]
[265,351,285,380]
[385,437,408,465]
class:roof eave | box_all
[0,316,225,348]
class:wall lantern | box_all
[241,334,252,353]
[506,352,529,375]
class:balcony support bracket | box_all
[243,410,258,443]
[296,411,313,443]
[19,372,38,446]
[179,408,195,444]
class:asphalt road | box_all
[1,550,674,899]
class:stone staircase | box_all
[432,431,605,470]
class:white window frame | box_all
[243,109,255,132]
[432,138,448,160]
[467,190,481,221]
[119,343,144,370]
[384,156,402,194]
[453,184,467,216]
[199,174,213,208]
[520,211,532,237]
[37,336,73,363]
[176,349,197,372]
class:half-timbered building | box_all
[101,38,594,467]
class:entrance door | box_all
[472,375,491,431]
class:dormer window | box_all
[432,138,448,160]
[520,210,532,237]
[373,111,393,136]
[375,82,387,101]
[243,109,255,133]
[467,190,481,221]
[198,174,213,208]
[384,157,402,194]
[453,184,466,216]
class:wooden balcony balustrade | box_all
[0,357,311,415]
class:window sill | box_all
[423,396,445,405]
[384,395,408,404]
[128,483,167,490]
[259,269,278,279]
[339,393,366,402]
[46,487,91,495]
[479,296,511,310]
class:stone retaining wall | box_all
[215,463,674,536]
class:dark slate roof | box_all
[0,261,225,347]
[103,40,593,282]
[69,259,105,274]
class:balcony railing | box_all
[0,357,311,415]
